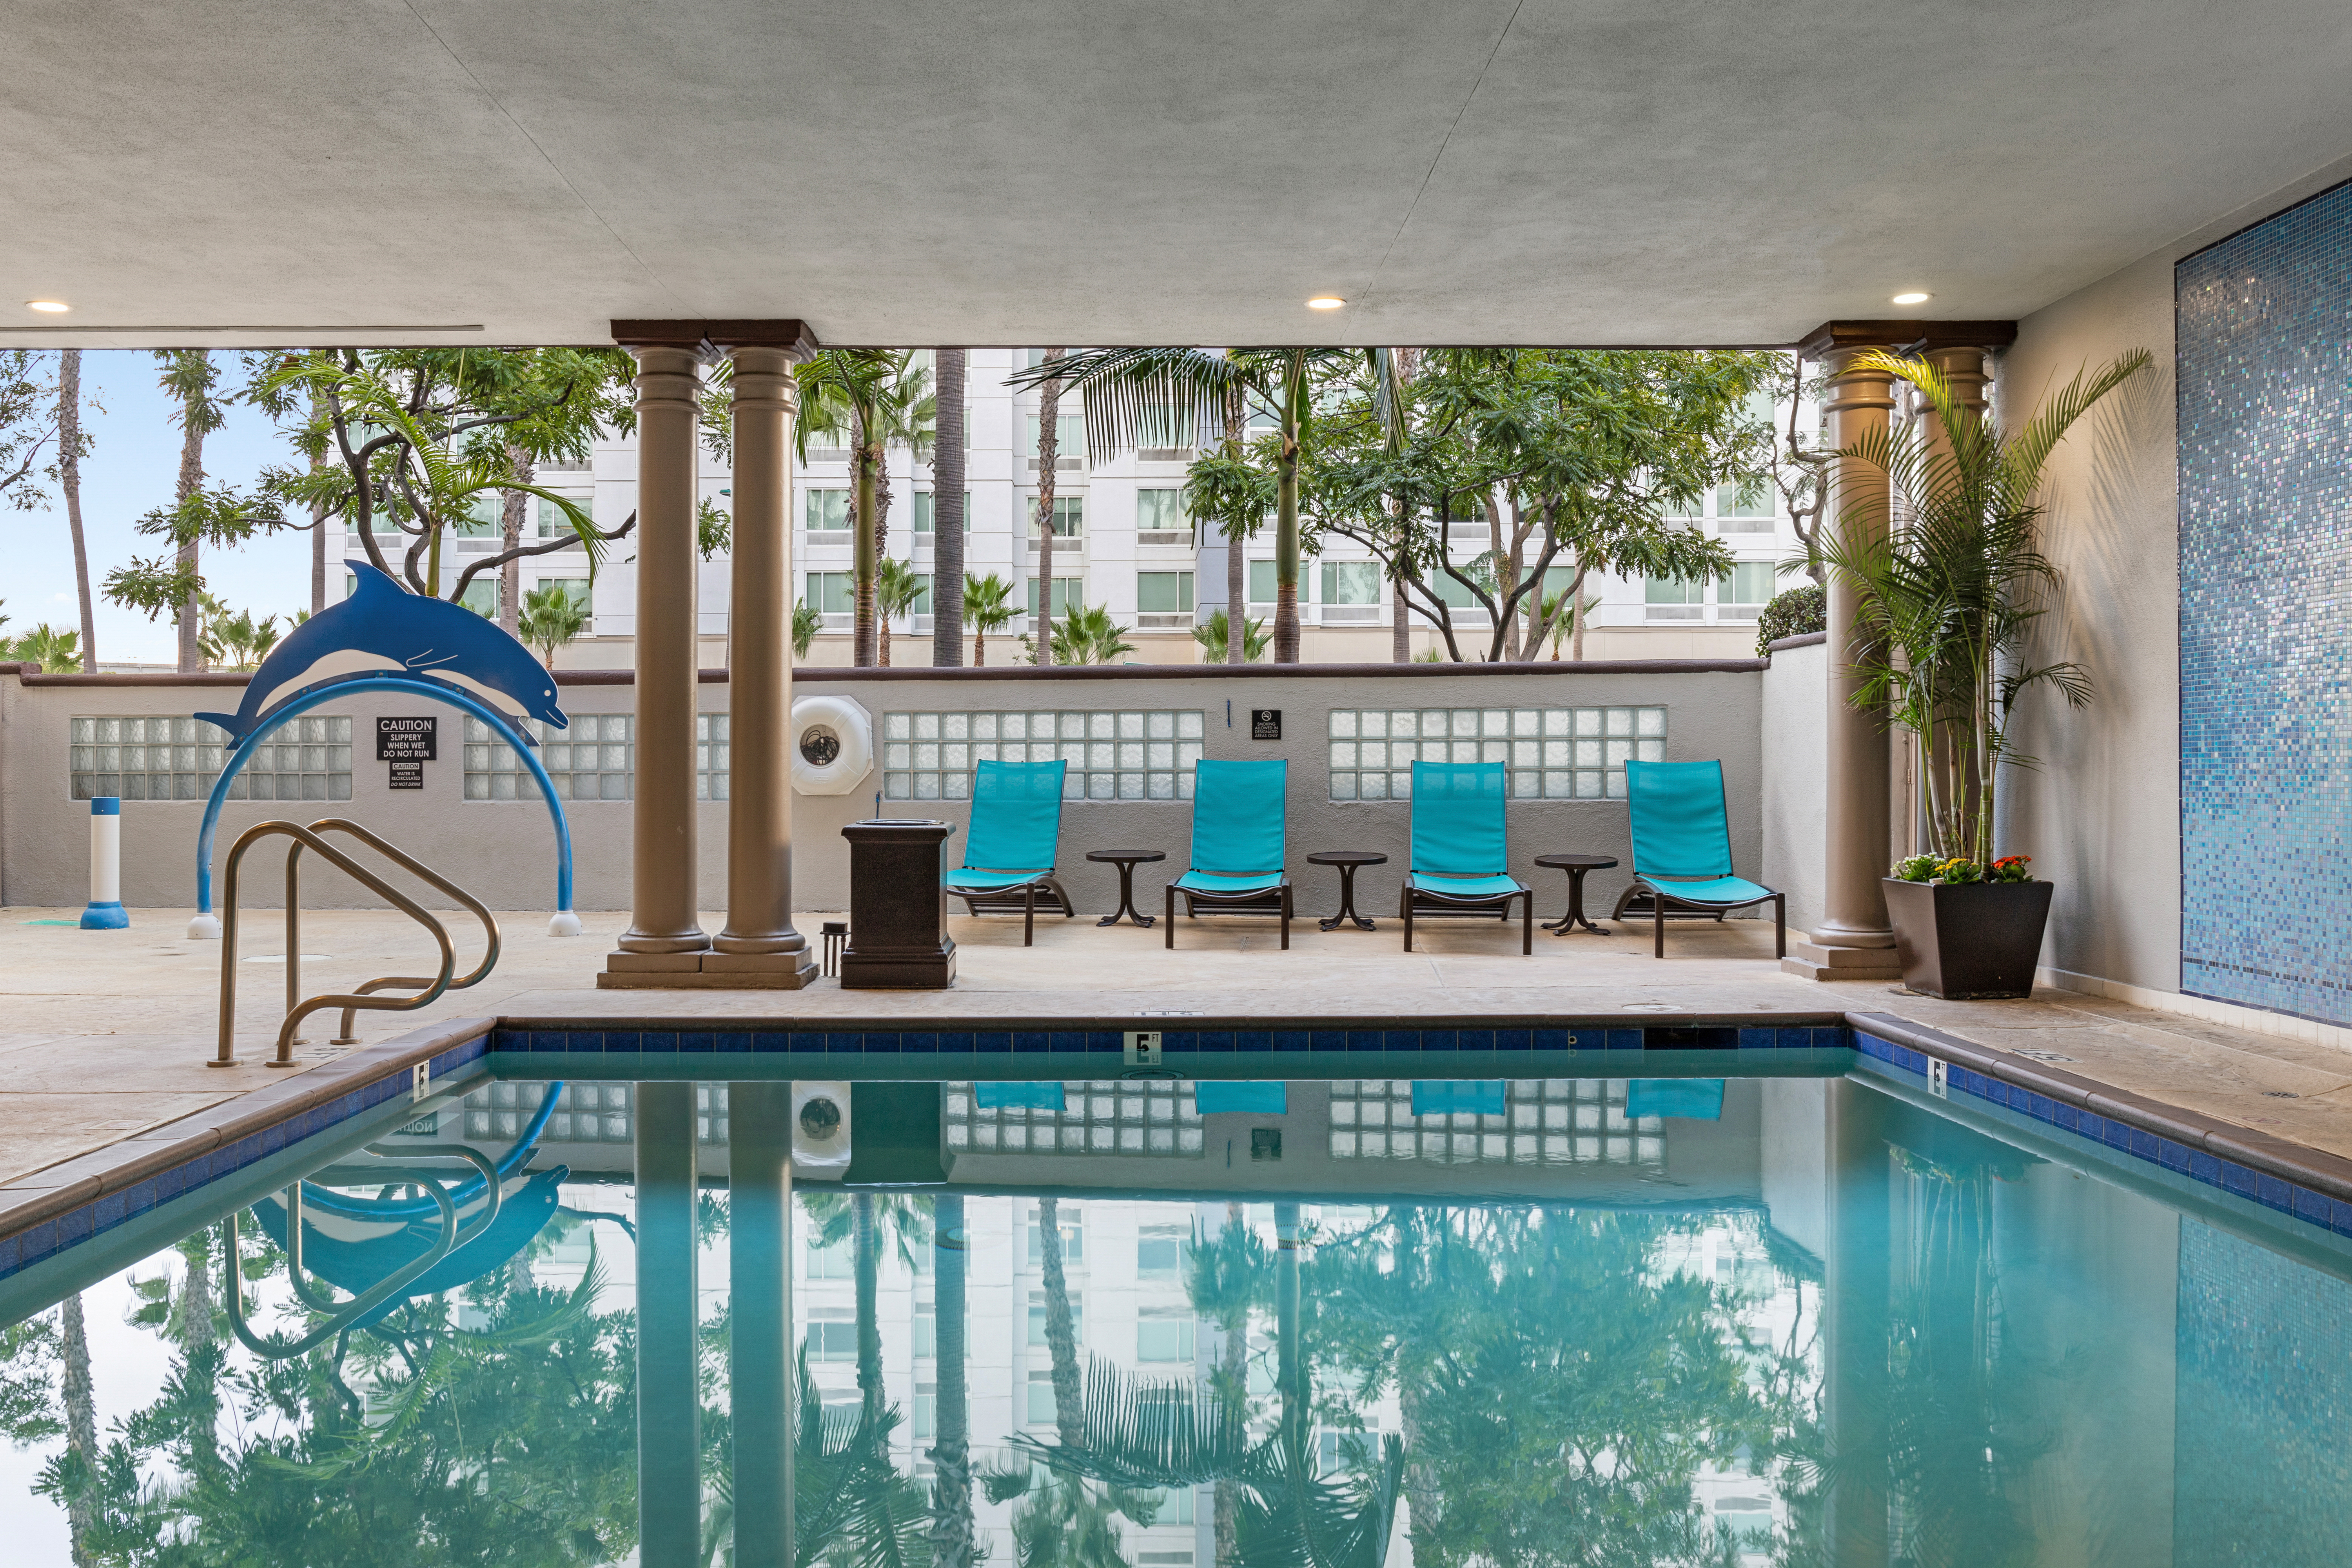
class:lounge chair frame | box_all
[1164,874,1294,949]
[1400,874,1534,954]
[948,872,1074,947]
[1621,757,1787,959]
[1398,759,1533,954]
[945,758,1074,946]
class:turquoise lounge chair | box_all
[944,759,1073,945]
[1400,760,1533,953]
[1165,758,1292,949]
[1615,758,1785,958]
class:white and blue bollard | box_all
[79,797,129,929]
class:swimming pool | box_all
[2,1055,2348,1567]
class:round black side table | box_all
[1535,853,1618,935]
[1086,849,1166,927]
[1308,850,1387,931]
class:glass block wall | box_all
[945,1080,1207,1157]
[69,714,352,802]
[883,710,1206,801]
[1327,1079,1664,1168]
[464,713,729,801]
[445,1082,733,1145]
[1326,706,1666,800]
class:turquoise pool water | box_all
[2,1068,2347,1567]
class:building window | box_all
[1136,571,1194,627]
[1137,1226,1187,1281]
[1025,577,1086,622]
[456,577,499,617]
[1136,1488,1196,1528]
[1328,1078,1665,1169]
[805,490,852,533]
[805,1318,859,1361]
[537,495,590,537]
[914,1384,937,1442]
[1136,489,1190,542]
[1247,559,1277,606]
[1025,412,1085,469]
[457,495,504,538]
[534,576,591,614]
[947,1079,1209,1157]
[1027,1372,1058,1427]
[882,710,1206,802]
[807,1236,854,1281]
[912,490,971,534]
[1715,481,1775,533]
[1137,1314,1196,1363]
[462,713,730,801]
[1717,562,1778,619]
[1325,706,1666,801]
[1027,1209,1085,1268]
[69,714,351,802]
[807,572,856,616]
[1644,575,1706,621]
[904,573,934,618]
[914,1310,936,1359]
[1321,561,1383,605]
[1027,495,1084,537]
[1428,565,1494,612]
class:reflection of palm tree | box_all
[1189,1204,1269,1563]
[58,1293,96,1568]
[1037,1196,1083,1447]
[929,1194,979,1568]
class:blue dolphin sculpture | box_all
[196,561,568,742]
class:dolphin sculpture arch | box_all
[187,562,579,937]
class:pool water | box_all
[2,1069,2348,1567]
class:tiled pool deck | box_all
[6,904,2352,1277]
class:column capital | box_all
[1794,318,2016,358]
[612,319,819,362]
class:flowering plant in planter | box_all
[1891,854,2034,885]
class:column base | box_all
[1781,938,1906,983]
[599,951,820,990]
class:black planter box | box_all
[841,819,957,989]
[1881,877,2054,1000]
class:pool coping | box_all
[7,1002,2352,1280]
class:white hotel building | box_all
[340,350,1804,665]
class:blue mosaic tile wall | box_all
[2177,180,2352,1027]
[2175,1220,2352,1560]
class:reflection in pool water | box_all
[0,1073,2347,1567]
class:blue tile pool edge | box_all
[1849,1015,2352,1241]
[481,1020,1857,1056]
[0,1020,497,1284]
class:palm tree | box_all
[6,624,83,673]
[799,350,933,667]
[156,350,229,673]
[793,598,822,659]
[1044,604,1135,666]
[1822,347,2149,864]
[931,348,968,666]
[57,350,96,671]
[1031,350,1069,666]
[877,555,926,668]
[929,1194,978,1568]
[1013,348,1401,663]
[1191,609,1268,664]
[518,581,589,664]
[1189,1205,1268,1564]
[963,572,1016,667]
[1038,1196,1084,1448]
[1181,437,1276,665]
[498,441,533,634]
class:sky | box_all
[6,350,318,666]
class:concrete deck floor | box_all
[6,902,2350,1190]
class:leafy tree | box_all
[519,581,590,664]
[1192,608,1269,664]
[961,572,1017,667]
[1300,350,1769,663]
[0,349,70,508]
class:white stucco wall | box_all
[0,662,1765,920]
[1759,636,1827,940]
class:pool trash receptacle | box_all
[839,818,956,989]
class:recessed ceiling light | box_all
[1305,296,1345,310]
[25,300,69,314]
[1891,291,1931,306]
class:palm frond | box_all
[1011,1356,1255,1488]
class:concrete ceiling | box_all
[7,0,2351,349]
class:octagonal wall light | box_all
[1890,291,1931,306]
[1305,296,1345,310]
[25,300,69,313]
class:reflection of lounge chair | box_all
[1612,758,1785,958]
[1166,759,1292,949]
[1401,761,1533,953]
[944,759,1073,946]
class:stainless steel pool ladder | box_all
[212,817,501,1069]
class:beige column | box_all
[1787,345,1903,980]
[605,345,709,975]
[708,345,816,986]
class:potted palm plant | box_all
[1824,347,2149,999]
